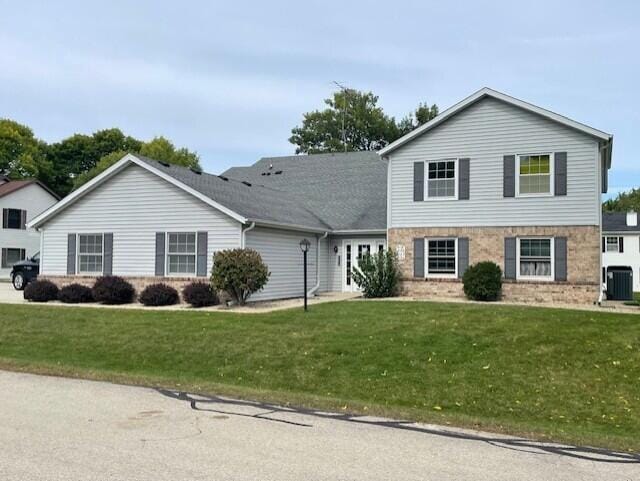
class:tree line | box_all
[0,88,437,197]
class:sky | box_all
[0,1,638,198]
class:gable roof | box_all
[379,88,613,162]
[602,212,640,233]
[29,152,387,233]
[0,179,59,200]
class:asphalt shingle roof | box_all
[135,152,386,232]
[602,212,640,232]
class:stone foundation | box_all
[389,225,600,304]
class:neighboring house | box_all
[0,175,59,278]
[28,87,613,304]
[379,87,612,304]
[602,211,640,296]
[28,152,386,300]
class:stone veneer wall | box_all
[388,225,600,304]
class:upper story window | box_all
[2,208,25,230]
[167,232,196,275]
[427,160,457,198]
[78,234,103,274]
[604,236,622,253]
[518,238,553,280]
[427,238,457,277]
[517,154,552,196]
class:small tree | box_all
[211,249,270,305]
[462,262,502,301]
[351,249,400,298]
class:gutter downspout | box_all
[241,222,255,248]
[308,231,329,298]
[598,143,606,305]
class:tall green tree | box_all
[0,119,52,182]
[603,188,640,212]
[289,89,438,154]
[72,136,200,190]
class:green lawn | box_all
[0,301,638,451]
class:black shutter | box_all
[503,155,515,197]
[67,234,76,275]
[155,232,166,276]
[413,238,425,278]
[554,237,567,281]
[196,231,208,276]
[457,237,469,278]
[619,236,624,253]
[602,236,605,253]
[103,233,113,275]
[2,209,7,229]
[458,158,470,200]
[554,152,567,196]
[504,237,516,279]
[413,162,424,201]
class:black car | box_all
[10,252,40,290]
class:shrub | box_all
[182,281,219,307]
[92,276,136,305]
[462,261,502,301]
[211,248,270,305]
[23,280,59,302]
[351,250,400,298]
[58,283,94,303]
[139,283,180,306]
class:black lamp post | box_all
[299,238,311,311]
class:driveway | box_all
[0,370,637,481]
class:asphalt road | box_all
[0,370,637,481]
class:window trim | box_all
[76,233,104,275]
[516,237,554,282]
[424,158,459,201]
[516,153,554,198]
[425,237,458,279]
[3,208,23,230]
[604,236,621,253]
[165,231,197,277]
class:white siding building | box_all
[602,212,640,293]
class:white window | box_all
[167,232,196,275]
[426,238,457,277]
[604,236,621,253]
[427,159,457,198]
[77,234,103,274]
[517,238,553,280]
[517,154,553,196]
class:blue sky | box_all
[0,1,638,198]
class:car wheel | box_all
[12,273,25,290]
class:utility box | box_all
[606,267,633,301]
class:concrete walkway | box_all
[0,370,637,481]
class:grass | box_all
[0,301,638,451]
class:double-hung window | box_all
[1,248,25,268]
[77,234,103,274]
[517,154,552,196]
[426,238,457,277]
[604,236,622,253]
[167,232,196,275]
[2,208,24,229]
[518,238,553,280]
[427,160,457,198]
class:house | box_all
[0,175,59,278]
[28,87,612,304]
[602,211,639,298]
[27,152,386,300]
[379,87,612,304]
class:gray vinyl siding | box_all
[245,227,318,301]
[40,165,241,276]
[388,97,600,228]
[0,183,57,277]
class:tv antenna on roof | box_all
[333,80,349,152]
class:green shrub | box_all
[462,261,502,301]
[24,280,59,302]
[58,283,94,303]
[182,282,219,307]
[92,276,136,305]
[351,250,400,298]
[211,249,270,305]
[139,283,179,306]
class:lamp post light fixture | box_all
[299,238,311,311]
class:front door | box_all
[342,240,385,292]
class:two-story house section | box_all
[602,211,640,298]
[380,88,613,304]
[0,176,59,278]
